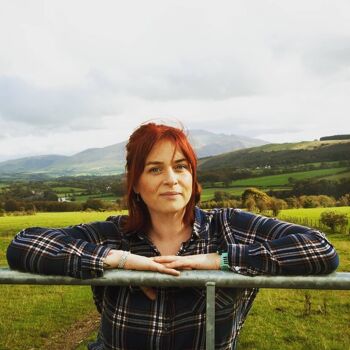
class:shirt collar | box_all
[192,206,207,239]
[124,206,208,240]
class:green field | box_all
[279,206,350,222]
[231,167,348,187]
[200,187,247,201]
[278,206,350,231]
[0,208,349,349]
[52,186,86,194]
[320,170,350,181]
[73,193,120,202]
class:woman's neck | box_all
[148,210,191,242]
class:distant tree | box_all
[4,199,21,212]
[242,188,271,210]
[231,169,253,181]
[269,198,288,216]
[299,196,319,208]
[214,191,231,201]
[245,197,256,212]
[338,194,350,206]
[317,195,336,208]
[111,181,126,197]
[256,199,268,213]
[198,172,220,183]
[43,190,59,201]
[320,211,348,233]
[84,198,105,211]
[320,134,350,141]
[285,196,301,209]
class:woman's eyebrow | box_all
[145,158,187,166]
[145,161,163,166]
[174,158,188,163]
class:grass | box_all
[200,186,291,201]
[51,186,86,193]
[0,209,349,349]
[231,167,348,187]
[200,187,247,201]
[278,207,350,231]
[279,206,350,220]
[320,170,350,181]
[238,289,350,350]
[73,193,120,202]
[0,211,119,237]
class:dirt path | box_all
[42,310,100,350]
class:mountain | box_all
[0,130,267,176]
[198,139,350,170]
[188,130,267,158]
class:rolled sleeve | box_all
[7,220,121,279]
[226,209,339,275]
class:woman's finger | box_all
[149,261,180,276]
[164,259,191,269]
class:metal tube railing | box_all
[1,268,350,289]
[1,268,350,350]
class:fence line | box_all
[1,268,350,289]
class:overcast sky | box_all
[0,0,349,162]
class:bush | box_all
[199,199,240,209]
[337,194,350,206]
[83,198,106,211]
[4,199,21,212]
[213,191,232,201]
[320,211,348,233]
[245,198,256,212]
[269,198,288,217]
[299,195,336,208]
[285,196,301,209]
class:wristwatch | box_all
[219,252,230,271]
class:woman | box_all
[7,122,339,350]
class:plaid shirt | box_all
[7,207,338,350]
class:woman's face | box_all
[135,139,193,217]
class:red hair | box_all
[124,122,201,233]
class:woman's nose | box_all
[164,168,178,185]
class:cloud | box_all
[302,36,350,77]
[0,75,124,129]
[0,0,350,160]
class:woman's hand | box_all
[152,253,221,271]
[103,249,180,276]
[103,250,180,301]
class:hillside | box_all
[0,130,266,176]
[198,140,350,170]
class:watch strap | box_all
[219,252,230,271]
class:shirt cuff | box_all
[227,244,250,271]
[79,243,112,279]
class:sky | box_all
[0,0,350,162]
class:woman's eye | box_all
[175,164,188,170]
[149,167,161,174]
